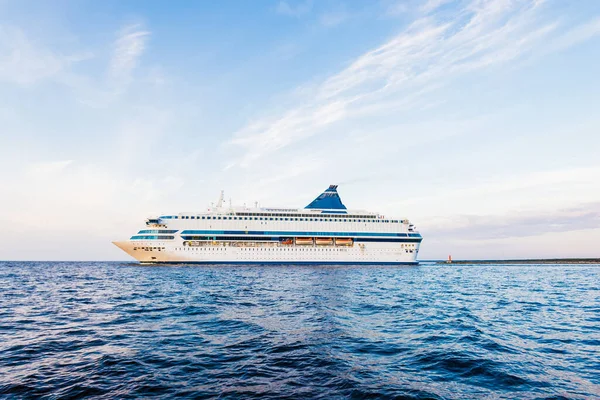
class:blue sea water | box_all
[0,262,598,399]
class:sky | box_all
[1,0,599,261]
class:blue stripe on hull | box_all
[139,261,419,266]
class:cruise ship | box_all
[113,185,422,265]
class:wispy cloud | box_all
[0,26,92,85]
[383,0,455,16]
[226,0,600,168]
[0,21,152,105]
[391,165,600,218]
[108,23,150,91]
[50,22,154,107]
[276,0,312,17]
[543,16,600,54]
[27,160,73,177]
[420,0,454,14]
[424,203,600,240]
[319,9,348,27]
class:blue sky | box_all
[1,0,599,260]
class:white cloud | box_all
[399,166,600,239]
[425,203,600,240]
[276,0,312,17]
[0,21,152,107]
[543,16,600,54]
[319,10,348,27]
[420,0,454,14]
[27,160,73,177]
[0,26,92,85]
[226,0,600,169]
[108,23,150,90]
[384,1,410,16]
[0,158,187,260]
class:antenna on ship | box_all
[216,190,224,208]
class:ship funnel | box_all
[305,185,347,210]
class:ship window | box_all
[244,217,248,220]
[202,216,205,219]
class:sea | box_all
[0,261,598,399]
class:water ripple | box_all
[0,261,599,399]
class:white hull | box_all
[113,240,419,265]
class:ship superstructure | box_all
[113,185,422,265]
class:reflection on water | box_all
[0,261,599,399]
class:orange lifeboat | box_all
[280,238,293,245]
[295,237,314,245]
[315,237,333,246]
[335,238,354,246]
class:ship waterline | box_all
[113,185,422,265]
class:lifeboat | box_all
[335,238,354,246]
[315,237,333,246]
[280,238,293,245]
[295,237,314,245]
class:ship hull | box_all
[113,240,420,265]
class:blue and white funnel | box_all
[305,185,347,211]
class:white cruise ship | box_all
[113,185,422,265]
